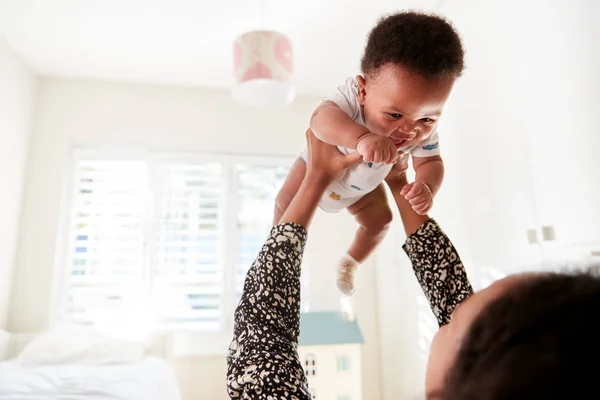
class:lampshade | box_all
[232,30,295,107]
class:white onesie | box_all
[302,77,441,212]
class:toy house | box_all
[298,312,364,400]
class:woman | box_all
[227,130,600,399]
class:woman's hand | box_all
[304,128,363,184]
[384,152,410,189]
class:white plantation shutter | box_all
[235,164,289,299]
[61,152,296,332]
[153,163,224,330]
[63,160,148,323]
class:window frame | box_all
[52,148,295,347]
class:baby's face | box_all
[356,64,455,148]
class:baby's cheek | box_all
[418,129,435,142]
[372,119,389,133]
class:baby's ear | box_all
[355,75,367,105]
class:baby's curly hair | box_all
[361,11,465,79]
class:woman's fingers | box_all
[305,128,361,176]
[343,151,364,167]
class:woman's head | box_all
[427,269,600,399]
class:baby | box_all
[274,11,465,295]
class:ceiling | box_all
[0,0,447,95]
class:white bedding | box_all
[0,356,181,400]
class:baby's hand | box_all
[356,133,398,164]
[401,181,433,215]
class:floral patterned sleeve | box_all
[226,223,311,400]
[403,218,474,327]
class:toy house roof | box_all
[298,312,364,346]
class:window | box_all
[338,395,352,400]
[62,160,149,328]
[304,353,316,376]
[234,163,290,300]
[336,355,352,372]
[152,162,224,330]
[58,151,292,332]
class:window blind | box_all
[63,160,148,323]
[153,163,224,330]
[62,153,294,331]
[235,164,289,299]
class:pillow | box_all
[0,329,9,360]
[17,323,146,366]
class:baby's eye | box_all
[421,118,435,124]
[388,113,403,119]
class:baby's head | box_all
[357,11,465,148]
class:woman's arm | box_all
[279,129,362,228]
[227,130,361,399]
[226,221,311,399]
[386,163,474,327]
[278,174,330,228]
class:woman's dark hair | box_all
[443,269,600,399]
[361,11,465,79]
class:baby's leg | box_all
[347,184,393,262]
[337,184,393,295]
[273,158,307,225]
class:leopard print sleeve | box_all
[403,218,474,327]
[226,222,311,400]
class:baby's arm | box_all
[413,155,444,196]
[310,101,369,148]
[401,155,444,215]
[310,102,398,164]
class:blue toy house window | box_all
[337,355,351,372]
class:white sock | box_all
[341,253,360,268]
[337,254,360,295]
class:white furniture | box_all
[0,327,181,400]
[0,356,181,400]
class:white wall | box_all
[504,0,600,248]
[376,1,600,398]
[0,38,36,329]
[8,77,382,399]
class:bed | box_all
[0,326,182,400]
[0,356,181,400]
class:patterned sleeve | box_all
[403,218,474,327]
[226,223,311,400]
